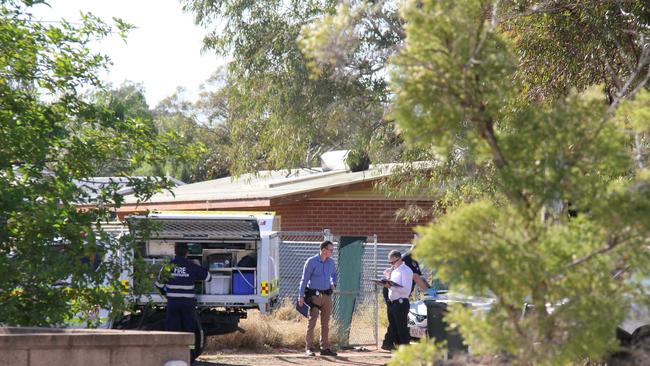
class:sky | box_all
[32,0,224,107]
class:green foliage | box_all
[614,89,650,134]
[387,337,447,366]
[0,1,197,326]
[182,0,405,174]
[387,0,650,364]
[497,92,632,213]
[386,0,519,214]
[147,85,230,182]
[392,0,518,154]
[345,148,371,171]
[415,202,632,362]
[88,81,156,176]
[89,83,215,183]
[503,0,649,101]
[179,0,650,361]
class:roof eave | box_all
[113,198,273,213]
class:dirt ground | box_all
[196,348,393,366]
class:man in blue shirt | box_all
[298,240,338,356]
[156,243,211,334]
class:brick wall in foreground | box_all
[0,328,193,366]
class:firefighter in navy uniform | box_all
[156,243,211,359]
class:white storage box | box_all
[146,240,175,256]
[207,275,230,294]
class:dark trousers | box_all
[386,299,410,346]
[165,298,197,332]
[382,289,394,348]
[382,308,395,348]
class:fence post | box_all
[323,228,332,242]
[373,233,378,348]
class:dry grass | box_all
[204,298,378,352]
[204,299,306,352]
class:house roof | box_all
[74,176,185,202]
[114,161,435,213]
[118,164,413,211]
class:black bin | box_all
[424,300,468,354]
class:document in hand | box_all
[371,278,402,287]
[295,298,310,317]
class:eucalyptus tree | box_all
[147,86,231,182]
[182,0,406,173]
[0,1,200,326]
[386,0,650,364]
[90,81,156,176]
[293,0,650,363]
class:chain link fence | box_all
[101,224,416,348]
[278,231,326,301]
[278,230,413,347]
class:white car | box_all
[407,300,429,339]
[407,292,494,340]
[408,292,650,347]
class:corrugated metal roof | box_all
[74,176,185,201]
[123,164,402,204]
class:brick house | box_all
[116,164,434,243]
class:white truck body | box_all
[127,212,281,315]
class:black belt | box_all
[389,298,409,304]
[305,288,333,297]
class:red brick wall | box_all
[220,200,433,243]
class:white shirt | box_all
[388,263,413,301]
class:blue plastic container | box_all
[232,271,255,295]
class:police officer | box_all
[403,251,431,293]
[381,250,413,348]
[156,243,211,334]
[381,249,431,350]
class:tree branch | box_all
[550,234,627,283]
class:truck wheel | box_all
[632,326,650,345]
[112,314,134,329]
[191,315,206,362]
[111,309,165,330]
[616,327,633,347]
